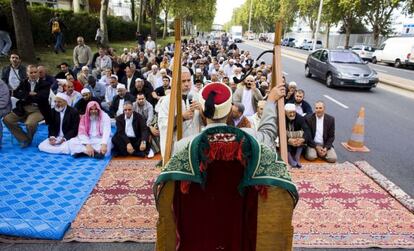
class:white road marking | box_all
[282,71,289,75]
[323,95,349,109]
[374,69,388,73]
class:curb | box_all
[246,40,414,92]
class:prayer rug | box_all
[63,159,160,242]
[0,125,111,240]
[290,162,414,248]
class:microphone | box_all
[233,76,241,84]
[187,93,193,104]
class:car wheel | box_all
[372,57,377,64]
[305,65,312,78]
[326,73,334,88]
[394,59,401,68]
[364,87,372,91]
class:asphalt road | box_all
[281,45,414,81]
[239,42,414,198]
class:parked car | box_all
[247,33,255,40]
[287,38,296,47]
[294,39,308,49]
[303,40,323,50]
[305,49,378,90]
[351,45,376,61]
[372,37,414,67]
[282,38,295,46]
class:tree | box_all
[161,0,175,39]
[130,0,135,21]
[10,0,36,62]
[100,0,109,46]
[336,0,364,47]
[321,0,341,48]
[297,0,320,38]
[362,0,403,46]
[146,0,160,39]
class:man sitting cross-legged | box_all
[112,102,150,157]
[38,93,80,154]
[305,100,337,163]
[68,101,112,158]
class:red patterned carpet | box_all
[63,159,159,242]
[61,159,414,248]
[291,162,414,248]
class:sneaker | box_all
[147,149,154,158]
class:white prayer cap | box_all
[110,74,118,80]
[123,48,128,51]
[151,65,158,70]
[196,68,202,73]
[219,57,224,61]
[159,68,167,74]
[55,92,69,104]
[81,66,89,71]
[135,78,143,82]
[81,88,91,94]
[284,103,296,111]
[131,52,138,58]
[116,84,126,90]
[288,81,297,87]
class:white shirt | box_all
[105,85,117,103]
[126,77,133,91]
[295,104,304,116]
[29,80,37,92]
[125,114,136,138]
[242,89,255,117]
[145,40,156,51]
[9,67,21,90]
[314,115,324,145]
[117,98,125,117]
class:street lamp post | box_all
[312,0,324,51]
[248,0,253,32]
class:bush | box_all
[0,0,158,46]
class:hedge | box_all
[0,0,158,46]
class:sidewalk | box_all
[245,40,414,92]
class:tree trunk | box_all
[11,0,36,62]
[100,0,109,46]
[372,24,380,47]
[325,22,331,49]
[344,19,352,48]
[162,9,168,39]
[150,12,156,40]
[130,0,135,21]
[137,0,143,32]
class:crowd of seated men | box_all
[0,35,336,166]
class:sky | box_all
[213,0,246,25]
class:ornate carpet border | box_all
[354,161,414,213]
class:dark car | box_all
[282,38,295,46]
[305,49,379,90]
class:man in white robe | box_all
[68,100,112,158]
[158,66,204,159]
[38,93,80,154]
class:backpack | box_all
[51,20,60,34]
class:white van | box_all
[372,37,414,67]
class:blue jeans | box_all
[54,32,65,52]
[0,30,12,55]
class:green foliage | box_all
[0,0,154,46]
[226,0,284,33]
[168,0,216,31]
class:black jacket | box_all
[286,114,312,144]
[287,100,313,116]
[109,93,136,118]
[48,106,80,140]
[120,73,141,93]
[305,113,335,149]
[1,65,27,87]
[130,80,154,105]
[114,111,149,143]
[13,78,51,123]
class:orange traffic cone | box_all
[342,107,370,152]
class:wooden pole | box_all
[271,21,288,164]
[163,18,182,166]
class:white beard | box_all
[54,106,65,112]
